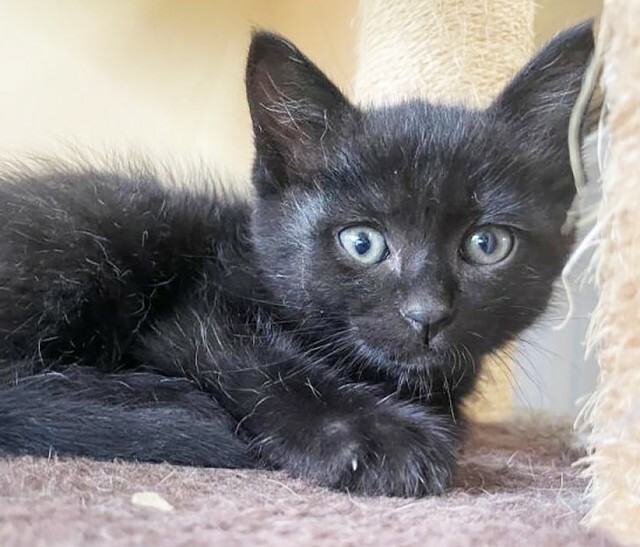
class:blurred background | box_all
[0,0,602,416]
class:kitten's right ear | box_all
[246,31,353,195]
[493,21,594,138]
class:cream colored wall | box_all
[0,1,356,185]
[0,0,599,181]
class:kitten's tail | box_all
[0,367,250,468]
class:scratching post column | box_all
[353,0,535,419]
[583,2,640,543]
[353,0,535,108]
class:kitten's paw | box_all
[258,400,459,497]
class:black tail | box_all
[0,367,250,468]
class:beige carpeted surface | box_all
[0,417,616,546]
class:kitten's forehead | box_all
[364,102,480,150]
[337,102,569,232]
[295,100,562,234]
[346,103,487,211]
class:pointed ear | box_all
[493,21,594,137]
[246,31,353,194]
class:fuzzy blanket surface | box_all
[0,417,615,546]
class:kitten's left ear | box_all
[246,32,354,194]
[493,21,594,135]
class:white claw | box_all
[351,456,358,472]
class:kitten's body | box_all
[0,24,593,496]
[0,161,459,494]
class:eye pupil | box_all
[463,225,514,266]
[354,233,371,255]
[474,232,497,255]
[338,226,388,266]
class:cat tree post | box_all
[353,0,535,419]
[583,1,640,543]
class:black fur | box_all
[0,367,248,466]
[0,23,593,496]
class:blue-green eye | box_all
[462,225,514,265]
[338,226,388,265]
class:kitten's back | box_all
[0,161,250,375]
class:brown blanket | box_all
[0,417,615,546]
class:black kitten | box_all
[0,23,593,497]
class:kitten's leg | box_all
[142,324,460,497]
[0,367,249,468]
[233,364,460,497]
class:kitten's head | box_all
[245,23,593,382]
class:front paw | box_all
[257,400,459,497]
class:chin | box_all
[354,338,449,373]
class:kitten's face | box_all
[246,24,593,377]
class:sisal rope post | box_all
[353,0,534,108]
[581,1,640,543]
[353,0,535,420]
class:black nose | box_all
[400,305,454,343]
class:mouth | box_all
[353,338,446,371]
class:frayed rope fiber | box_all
[574,3,640,545]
